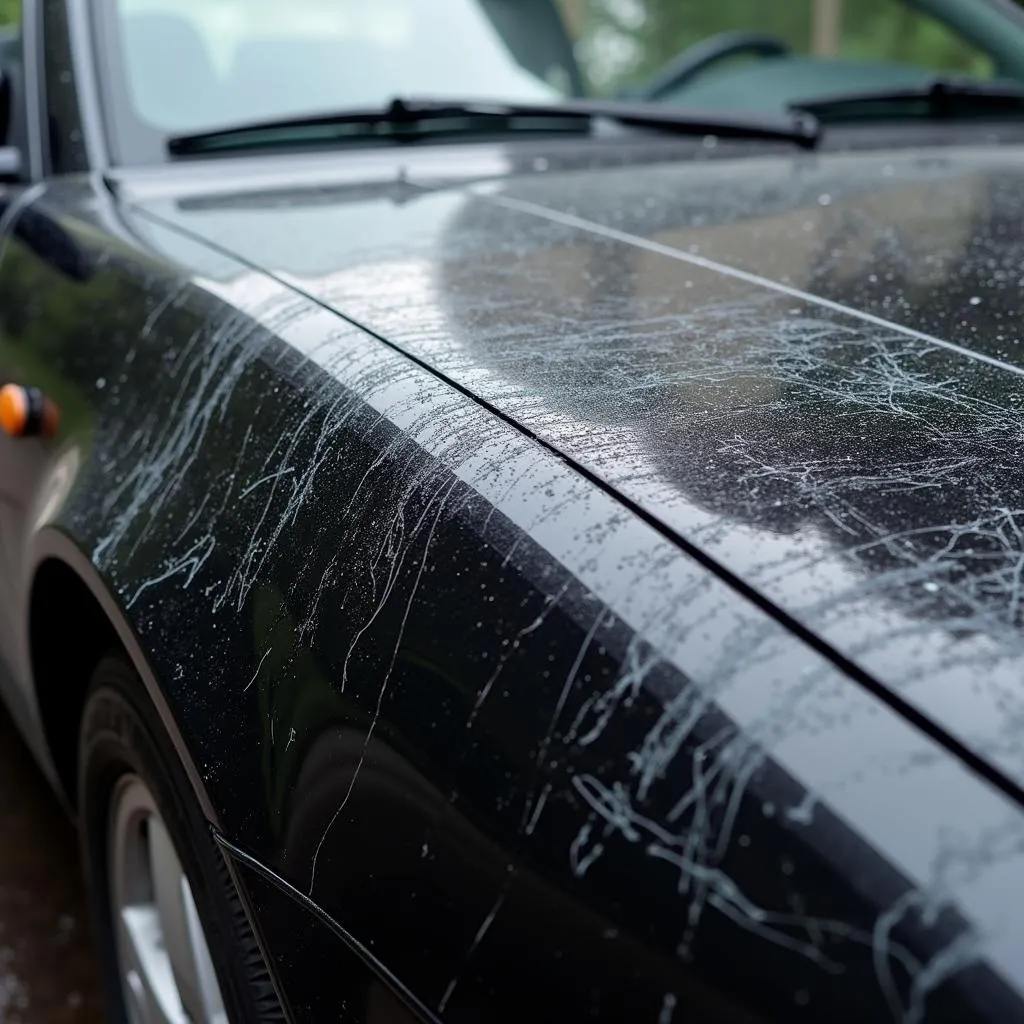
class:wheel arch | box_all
[27,529,218,826]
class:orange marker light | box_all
[0,384,59,439]
[0,383,27,436]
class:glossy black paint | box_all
[128,141,1024,1018]
[136,145,1024,793]
[0,140,1019,1022]
[3,5,1024,1023]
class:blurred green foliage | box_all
[0,0,16,27]
[567,0,995,90]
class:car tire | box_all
[77,653,284,1024]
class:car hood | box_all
[124,142,1024,791]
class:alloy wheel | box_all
[108,774,228,1024]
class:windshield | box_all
[571,0,1024,109]
[105,0,576,133]
[97,0,1024,161]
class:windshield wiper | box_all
[168,95,820,156]
[790,78,1024,122]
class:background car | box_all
[3,1,1024,1022]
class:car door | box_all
[0,1,44,734]
[0,0,93,745]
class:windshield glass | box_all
[109,0,574,134]
[99,0,1024,160]
[570,0,1024,108]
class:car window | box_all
[559,0,1018,111]
[98,0,1024,163]
[0,2,26,173]
[113,0,573,133]
[0,2,18,75]
[563,0,995,88]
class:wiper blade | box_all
[790,77,1024,121]
[168,95,819,156]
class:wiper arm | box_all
[790,77,1024,122]
[168,95,819,156]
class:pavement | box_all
[0,703,103,1023]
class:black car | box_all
[3,0,1024,1021]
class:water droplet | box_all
[969,296,982,305]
